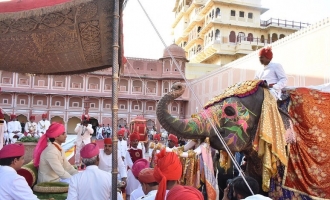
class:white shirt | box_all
[98,149,127,179]
[0,166,38,200]
[242,194,272,200]
[7,121,21,133]
[118,139,128,159]
[255,62,287,90]
[136,190,158,200]
[74,124,93,145]
[130,185,144,200]
[37,119,50,134]
[67,165,113,200]
[24,122,37,133]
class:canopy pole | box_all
[111,0,120,199]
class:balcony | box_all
[260,18,310,30]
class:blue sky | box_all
[123,0,330,59]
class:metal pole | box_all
[112,0,120,199]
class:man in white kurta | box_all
[74,116,93,166]
[255,47,287,100]
[0,144,38,200]
[117,128,128,161]
[136,168,158,200]
[96,125,104,139]
[24,116,38,138]
[99,138,127,181]
[7,114,24,143]
[37,113,50,136]
[67,143,123,200]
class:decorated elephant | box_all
[156,80,330,199]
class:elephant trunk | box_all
[156,82,216,139]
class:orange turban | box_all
[259,47,273,60]
[168,134,178,146]
[138,168,157,183]
[153,133,161,141]
[104,138,112,144]
[154,149,182,200]
[117,128,125,136]
[0,144,25,159]
[130,132,140,142]
[167,185,203,200]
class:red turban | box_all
[154,149,182,200]
[42,113,47,118]
[33,122,65,167]
[10,114,16,120]
[81,114,90,121]
[130,132,140,142]
[131,158,149,178]
[117,128,125,136]
[168,134,178,146]
[80,143,99,158]
[259,46,273,60]
[153,134,161,141]
[29,116,35,120]
[167,185,203,200]
[138,168,157,183]
[0,144,25,159]
[104,138,112,144]
[0,110,4,120]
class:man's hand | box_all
[222,185,230,200]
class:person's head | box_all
[117,128,125,140]
[132,158,149,179]
[80,143,100,166]
[10,114,17,121]
[130,132,140,148]
[0,144,25,170]
[258,47,273,66]
[82,120,89,126]
[168,134,178,148]
[107,124,110,127]
[103,138,112,155]
[29,115,35,123]
[167,185,203,200]
[153,134,160,144]
[138,168,158,195]
[231,176,259,200]
[42,113,47,121]
[154,149,183,200]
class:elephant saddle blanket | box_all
[276,88,330,199]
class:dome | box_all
[162,44,187,60]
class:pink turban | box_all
[33,122,65,167]
[131,158,149,178]
[80,143,99,158]
[167,185,203,200]
[259,47,273,60]
[0,144,25,159]
[154,149,182,200]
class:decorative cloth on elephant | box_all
[80,143,99,158]
[138,168,157,183]
[131,158,149,178]
[0,144,24,158]
[117,128,125,136]
[154,149,182,200]
[168,134,178,146]
[130,132,140,141]
[153,133,161,141]
[33,122,65,167]
[104,138,112,144]
[10,114,16,120]
[167,185,203,200]
[253,88,287,192]
[29,116,35,120]
[259,46,273,60]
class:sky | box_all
[123,0,330,59]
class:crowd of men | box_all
[0,47,285,199]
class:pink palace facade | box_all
[0,44,190,134]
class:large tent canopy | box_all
[0,0,124,75]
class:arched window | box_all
[237,32,245,42]
[279,34,285,39]
[229,31,236,43]
[215,29,220,41]
[216,8,220,18]
[247,33,253,42]
[272,33,278,42]
[260,35,265,43]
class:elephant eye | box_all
[224,106,236,116]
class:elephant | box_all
[156,81,322,199]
